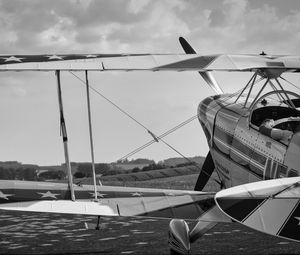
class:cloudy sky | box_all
[0,0,300,165]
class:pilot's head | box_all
[262,119,275,128]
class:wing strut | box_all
[85,71,99,201]
[55,70,75,201]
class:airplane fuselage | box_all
[198,93,300,188]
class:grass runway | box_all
[0,174,300,254]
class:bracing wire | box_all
[69,72,199,163]
[280,76,300,92]
[68,71,220,183]
[69,71,265,185]
[119,115,198,160]
[69,72,149,131]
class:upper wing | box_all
[215,177,300,243]
[0,54,300,72]
[0,180,215,220]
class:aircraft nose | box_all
[198,96,219,144]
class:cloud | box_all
[223,0,248,24]
[0,0,190,52]
[180,0,300,54]
[0,0,300,164]
[240,5,300,54]
[0,0,299,54]
[128,0,151,14]
[104,1,190,52]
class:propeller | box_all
[194,151,215,191]
[179,37,224,94]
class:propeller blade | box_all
[194,151,215,191]
[179,37,224,94]
[179,37,196,54]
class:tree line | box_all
[74,162,170,178]
[0,161,196,180]
[0,166,66,181]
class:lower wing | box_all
[215,177,300,243]
[0,180,215,220]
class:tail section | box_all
[179,37,223,94]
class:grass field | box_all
[101,172,220,191]
[0,174,300,255]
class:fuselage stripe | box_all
[214,137,264,170]
[214,126,266,167]
[213,125,267,178]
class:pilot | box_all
[259,119,274,136]
[259,119,293,143]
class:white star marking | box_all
[47,55,65,60]
[85,54,98,58]
[0,191,13,200]
[2,56,24,62]
[295,217,300,225]
[165,192,176,196]
[37,191,60,199]
[131,192,143,197]
[89,192,107,198]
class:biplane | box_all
[0,37,299,255]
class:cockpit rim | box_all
[249,90,300,130]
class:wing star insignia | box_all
[89,192,107,198]
[85,54,98,58]
[131,192,143,197]
[165,192,176,196]
[295,217,300,225]
[37,191,60,199]
[1,56,24,62]
[47,55,65,60]
[0,191,14,200]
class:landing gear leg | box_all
[84,216,106,230]
[96,216,101,230]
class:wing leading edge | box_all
[0,180,214,220]
[0,54,300,72]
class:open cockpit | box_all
[233,72,300,145]
[250,91,300,144]
[250,90,300,128]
